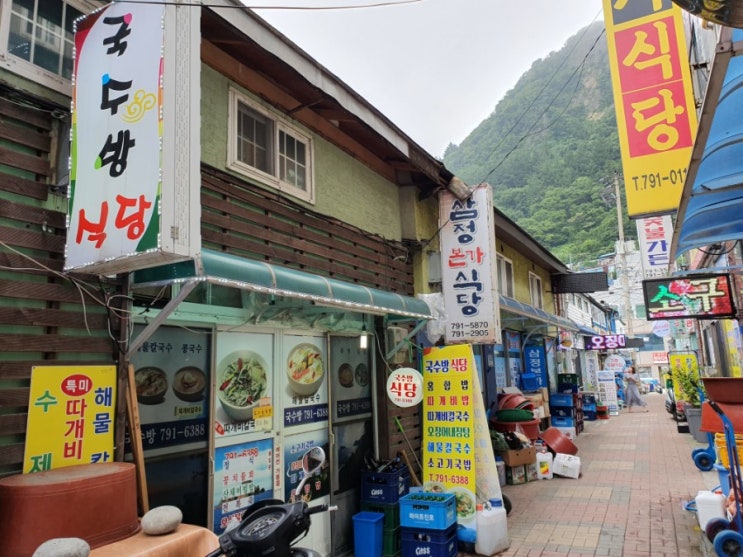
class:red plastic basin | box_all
[539,426,579,455]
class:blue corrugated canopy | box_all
[132,249,432,320]
[671,27,743,260]
[498,294,578,332]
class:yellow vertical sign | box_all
[24,365,117,473]
[422,344,477,544]
[603,0,698,217]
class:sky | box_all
[249,0,606,158]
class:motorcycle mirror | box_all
[295,446,325,499]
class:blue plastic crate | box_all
[399,492,456,530]
[401,524,457,557]
[520,372,540,392]
[361,465,410,504]
[551,415,575,427]
[549,393,574,407]
[549,405,576,418]
[361,501,400,531]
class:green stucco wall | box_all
[200,64,403,241]
[497,241,556,312]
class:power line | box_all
[109,0,423,9]
[478,20,606,185]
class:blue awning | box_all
[671,27,743,260]
[132,249,432,320]
[498,294,578,332]
[574,323,600,336]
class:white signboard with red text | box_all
[439,184,500,344]
[637,215,674,278]
[66,2,199,274]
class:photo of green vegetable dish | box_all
[452,488,476,519]
[218,352,268,407]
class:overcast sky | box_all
[250,0,605,158]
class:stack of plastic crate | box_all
[398,492,458,557]
[360,461,410,557]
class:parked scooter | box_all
[207,446,334,557]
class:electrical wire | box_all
[110,0,423,9]
[479,23,606,184]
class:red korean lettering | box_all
[76,201,109,248]
[115,194,152,240]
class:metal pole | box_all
[614,172,633,337]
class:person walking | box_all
[624,364,648,412]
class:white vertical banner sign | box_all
[636,215,674,279]
[66,2,200,274]
[439,184,501,344]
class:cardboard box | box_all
[553,453,581,479]
[496,446,536,467]
[506,465,526,485]
[524,462,539,482]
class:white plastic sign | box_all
[386,367,423,407]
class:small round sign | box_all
[386,367,423,408]
[603,354,626,372]
[652,320,671,338]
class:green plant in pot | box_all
[674,362,705,407]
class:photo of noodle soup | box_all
[287,343,324,396]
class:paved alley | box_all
[497,392,718,556]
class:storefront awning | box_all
[132,249,433,320]
[574,323,600,336]
[498,294,578,332]
[671,27,743,260]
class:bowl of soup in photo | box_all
[217,351,269,421]
[287,343,325,396]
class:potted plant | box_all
[673,363,706,442]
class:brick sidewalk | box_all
[494,392,716,556]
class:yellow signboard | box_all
[24,365,117,473]
[603,0,698,217]
[422,344,478,544]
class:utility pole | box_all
[613,171,633,338]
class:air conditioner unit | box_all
[386,326,409,363]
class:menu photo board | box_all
[283,335,329,429]
[642,274,736,320]
[212,437,274,534]
[329,335,372,421]
[214,332,274,438]
[130,325,209,454]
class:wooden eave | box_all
[201,6,452,195]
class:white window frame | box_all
[0,0,94,95]
[496,254,514,298]
[227,88,315,204]
[529,272,544,309]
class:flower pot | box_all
[684,404,706,443]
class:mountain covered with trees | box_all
[443,22,632,269]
